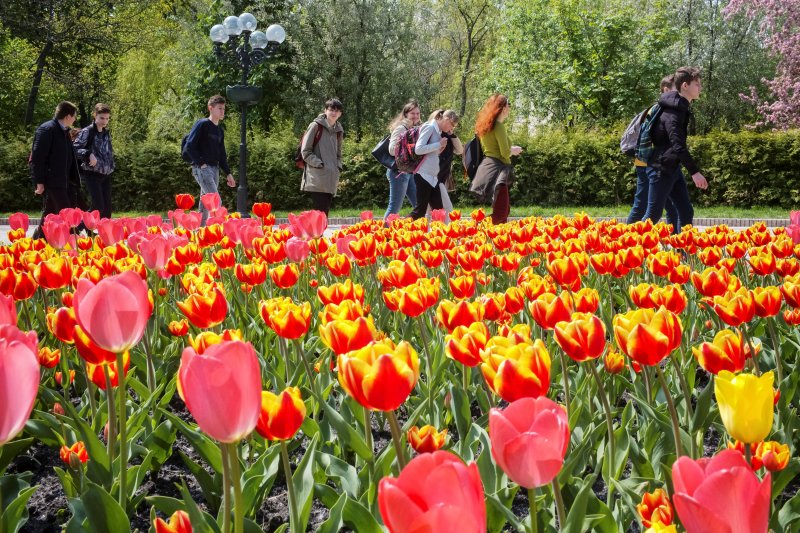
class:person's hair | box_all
[93,103,111,116]
[324,98,344,111]
[431,109,459,125]
[660,74,675,93]
[207,95,226,107]
[388,99,420,131]
[53,101,78,120]
[674,67,701,92]
[474,94,509,137]
[68,128,80,141]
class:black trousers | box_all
[410,174,442,220]
[82,171,112,219]
[309,192,333,215]
[32,186,72,239]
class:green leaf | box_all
[160,408,223,472]
[318,491,382,533]
[321,401,372,460]
[177,450,221,512]
[562,476,616,533]
[241,444,281,517]
[0,475,36,533]
[0,438,33,473]
[142,419,177,470]
[691,380,715,432]
[178,481,221,533]
[75,481,131,533]
[778,490,800,530]
[316,450,359,498]
[450,383,473,456]
[292,435,319,532]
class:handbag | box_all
[371,134,396,170]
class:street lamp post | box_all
[210,14,285,216]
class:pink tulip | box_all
[43,216,70,248]
[672,449,770,533]
[96,218,126,246]
[201,193,222,211]
[378,450,486,533]
[138,234,173,271]
[178,340,262,443]
[172,211,202,231]
[790,211,800,226]
[786,225,800,245]
[431,209,447,223]
[489,396,570,489]
[82,210,100,230]
[9,213,29,232]
[0,294,16,326]
[145,215,163,228]
[288,210,327,240]
[336,235,357,259]
[125,217,147,235]
[285,237,311,262]
[238,223,263,250]
[59,208,83,228]
[72,270,151,353]
[0,325,39,445]
[360,211,373,221]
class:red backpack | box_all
[394,126,423,173]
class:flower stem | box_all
[558,351,571,420]
[670,353,696,458]
[588,363,615,506]
[416,315,436,426]
[655,365,684,457]
[462,364,470,393]
[226,443,244,533]
[551,478,567,531]
[744,441,753,468]
[292,339,322,408]
[528,487,538,533]
[220,442,232,533]
[766,317,784,392]
[280,441,300,533]
[115,351,128,508]
[386,409,408,469]
[103,365,117,467]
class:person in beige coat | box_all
[300,98,344,215]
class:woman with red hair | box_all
[470,94,522,224]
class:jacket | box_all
[184,119,232,174]
[414,120,443,187]
[300,115,344,195]
[438,132,464,184]
[651,91,700,176]
[30,119,81,188]
[74,123,115,176]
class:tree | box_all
[724,0,800,129]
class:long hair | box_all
[429,109,459,125]
[388,100,420,131]
[474,94,509,138]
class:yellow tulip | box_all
[714,370,774,444]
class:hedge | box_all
[2,128,798,214]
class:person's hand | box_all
[691,172,708,190]
[511,145,523,156]
[200,164,208,169]
[89,154,97,167]
[35,183,45,195]
[226,174,236,188]
[439,138,448,149]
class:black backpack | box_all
[462,134,484,180]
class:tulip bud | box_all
[158,287,168,297]
[53,403,65,416]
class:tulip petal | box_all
[378,479,426,532]
[672,494,733,533]
[0,337,40,445]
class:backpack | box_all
[294,123,325,169]
[635,104,663,164]
[620,108,648,157]
[394,126,423,173]
[462,134,484,181]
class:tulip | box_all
[554,312,606,363]
[436,299,485,332]
[407,425,448,454]
[378,451,486,533]
[324,253,352,277]
[38,346,61,368]
[72,270,151,353]
[319,317,378,355]
[186,330,242,356]
[672,449,770,533]
[42,216,71,248]
[73,324,118,365]
[318,300,365,323]
[261,299,311,339]
[9,212,29,232]
[0,325,39,445]
[604,349,626,374]
[710,288,755,327]
[175,194,195,210]
[34,256,72,289]
[285,237,311,262]
[690,267,731,298]
[256,387,306,441]
[0,268,38,301]
[200,192,221,211]
[288,210,327,240]
[692,329,749,375]
[337,339,419,412]
[60,441,89,467]
[481,336,551,402]
[85,351,130,390]
[252,202,272,219]
[445,322,490,368]
[727,440,762,470]
[168,319,189,337]
[650,285,688,315]
[529,292,573,330]
[138,233,174,271]
[715,370,774,445]
[637,488,673,529]
[449,275,476,299]
[489,396,569,488]
[154,510,193,533]
[546,256,581,289]
[0,294,16,326]
[613,307,682,366]
[317,279,365,305]
[177,286,228,329]
[178,340,262,443]
[757,441,790,472]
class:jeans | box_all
[643,166,693,233]
[82,171,112,219]
[627,166,677,228]
[384,169,416,219]
[192,165,219,226]
[410,174,442,220]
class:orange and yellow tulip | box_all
[758,441,790,472]
[613,307,682,366]
[407,425,448,454]
[319,317,378,355]
[445,322,490,367]
[554,312,606,363]
[270,263,300,289]
[690,267,730,298]
[753,286,782,318]
[710,288,756,327]
[436,299,484,332]
[529,292,573,330]
[480,336,551,402]
[177,286,228,329]
[317,279,365,305]
[255,387,306,441]
[637,488,673,529]
[692,329,748,375]
[261,299,311,339]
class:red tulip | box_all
[489,396,569,488]
[672,449,770,533]
[0,294,16,326]
[72,271,151,353]
[255,387,306,441]
[378,450,486,533]
[178,340,262,443]
[60,441,89,466]
[9,213,29,232]
[154,510,193,533]
[42,216,71,248]
[288,210,327,240]
[0,325,39,445]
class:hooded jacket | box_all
[300,114,344,195]
[651,90,700,176]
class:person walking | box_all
[470,94,522,225]
[409,109,460,220]
[74,103,115,219]
[30,101,84,239]
[428,109,463,216]
[184,94,236,226]
[300,99,344,216]
[384,100,421,219]
[642,67,708,229]
[626,75,678,227]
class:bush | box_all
[2,127,798,214]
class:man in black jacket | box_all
[643,67,708,231]
[30,101,83,239]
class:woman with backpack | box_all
[409,109,460,220]
[384,100,421,220]
[74,103,115,219]
[300,98,345,215]
[427,109,463,216]
[470,94,522,225]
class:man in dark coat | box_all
[643,67,709,231]
[30,101,84,239]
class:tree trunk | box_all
[25,39,53,126]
